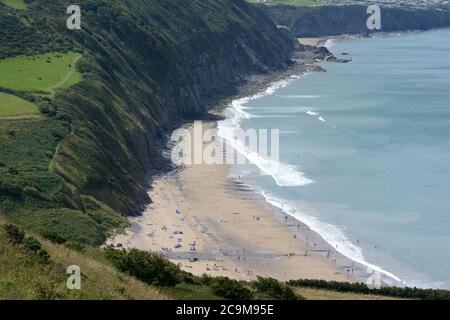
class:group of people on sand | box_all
[206,263,226,272]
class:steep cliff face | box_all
[0,0,295,242]
[55,0,295,215]
[259,4,450,37]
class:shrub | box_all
[3,224,50,263]
[64,241,84,251]
[287,279,450,300]
[7,167,19,175]
[40,230,67,244]
[199,274,213,286]
[105,247,184,287]
[23,237,42,253]
[253,277,299,300]
[4,224,25,245]
[37,249,50,264]
[209,277,253,300]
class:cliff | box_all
[0,0,295,243]
[258,4,450,37]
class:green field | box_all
[0,52,82,93]
[1,0,27,10]
[0,92,38,117]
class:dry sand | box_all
[298,37,329,47]
[109,122,353,283]
[298,34,365,48]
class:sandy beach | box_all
[298,37,329,47]
[298,34,365,47]
[109,122,357,283]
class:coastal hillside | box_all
[0,0,295,243]
[258,4,450,37]
[5,218,449,300]
[3,219,450,300]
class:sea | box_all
[217,29,450,289]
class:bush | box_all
[64,241,84,251]
[4,224,25,245]
[37,249,50,264]
[199,274,213,286]
[40,230,67,244]
[209,277,253,300]
[253,277,299,300]
[3,224,50,263]
[287,279,450,300]
[23,237,42,253]
[105,247,185,287]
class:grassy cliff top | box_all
[0,92,39,118]
[1,0,28,10]
[0,52,82,93]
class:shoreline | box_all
[108,35,403,286]
[109,122,354,282]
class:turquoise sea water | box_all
[218,29,450,288]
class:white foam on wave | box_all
[306,111,326,123]
[306,111,319,116]
[260,191,403,283]
[217,78,314,187]
[325,39,336,49]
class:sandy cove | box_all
[109,121,354,283]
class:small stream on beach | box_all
[218,29,450,289]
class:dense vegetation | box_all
[258,4,450,37]
[104,245,303,300]
[288,279,450,300]
[0,220,168,299]
[0,0,295,244]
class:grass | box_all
[0,92,39,118]
[292,287,403,300]
[0,52,82,94]
[0,217,168,299]
[162,283,224,300]
[1,0,28,10]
